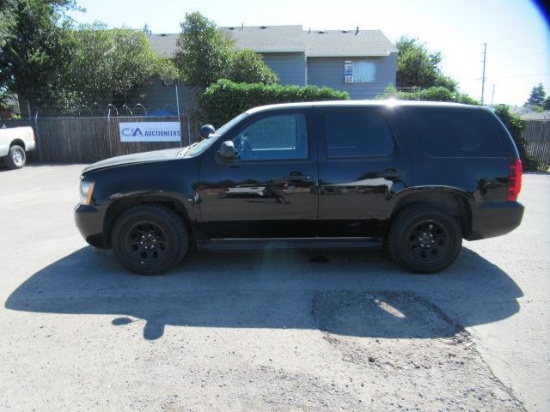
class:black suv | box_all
[74,101,524,275]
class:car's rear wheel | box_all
[5,145,26,169]
[388,205,462,274]
[112,204,188,275]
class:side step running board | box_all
[197,237,383,252]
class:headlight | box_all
[79,181,95,205]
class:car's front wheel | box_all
[5,145,26,169]
[388,205,462,274]
[112,204,188,275]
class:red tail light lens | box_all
[507,158,522,201]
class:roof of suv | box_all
[245,100,480,115]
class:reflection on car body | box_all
[225,184,267,197]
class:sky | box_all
[68,0,550,107]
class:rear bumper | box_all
[467,201,524,240]
[74,204,108,248]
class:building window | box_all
[344,60,376,84]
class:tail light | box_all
[507,158,522,201]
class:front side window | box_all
[232,113,308,161]
[324,110,394,158]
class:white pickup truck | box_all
[0,126,36,169]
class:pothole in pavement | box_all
[311,290,461,339]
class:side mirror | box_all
[218,140,236,159]
[200,124,216,139]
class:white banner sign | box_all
[119,122,181,142]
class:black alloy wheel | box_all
[388,204,462,274]
[112,204,188,275]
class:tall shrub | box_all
[494,105,538,171]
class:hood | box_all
[82,147,186,174]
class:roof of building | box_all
[148,33,178,59]
[304,28,397,57]
[221,25,305,53]
[148,25,397,58]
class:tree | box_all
[229,49,278,85]
[174,12,278,90]
[396,37,457,91]
[0,0,78,116]
[175,12,233,89]
[0,0,16,109]
[2,5,177,116]
[524,83,546,110]
[0,0,16,48]
[381,36,478,104]
[65,25,178,110]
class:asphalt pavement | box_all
[0,165,548,411]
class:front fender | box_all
[101,190,198,249]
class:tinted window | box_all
[324,110,394,158]
[233,114,308,161]
[407,108,506,157]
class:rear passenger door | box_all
[317,107,410,237]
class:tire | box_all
[388,205,462,274]
[4,145,26,169]
[112,204,188,275]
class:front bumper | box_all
[467,201,525,240]
[74,204,108,249]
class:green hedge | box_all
[199,79,349,127]
[379,85,479,105]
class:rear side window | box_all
[407,108,506,157]
[324,110,394,158]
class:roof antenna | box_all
[355,26,359,35]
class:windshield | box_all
[181,112,250,157]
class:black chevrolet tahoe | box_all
[74,101,524,275]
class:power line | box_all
[489,72,550,80]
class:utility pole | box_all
[481,43,487,105]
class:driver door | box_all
[197,110,318,239]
